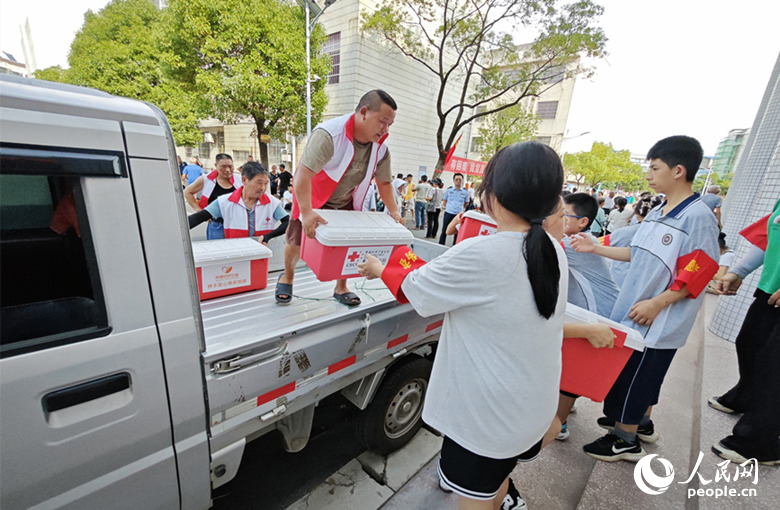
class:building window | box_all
[324,32,341,84]
[536,136,552,145]
[541,64,565,85]
[537,101,558,120]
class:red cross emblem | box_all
[266,217,271,222]
[347,251,362,262]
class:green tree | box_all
[363,0,606,176]
[34,66,67,82]
[694,171,732,195]
[61,0,202,146]
[563,142,642,189]
[165,0,331,168]
[475,102,540,160]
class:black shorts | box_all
[603,347,677,424]
[438,436,543,500]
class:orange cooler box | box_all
[560,303,646,402]
[301,210,414,281]
[192,238,272,300]
[456,211,498,244]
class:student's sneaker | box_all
[708,396,740,414]
[583,433,646,462]
[712,437,780,466]
[556,422,570,441]
[501,478,527,510]
[596,416,660,443]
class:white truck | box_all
[0,75,445,509]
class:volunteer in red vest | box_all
[187,162,289,242]
[184,153,237,239]
[276,89,402,306]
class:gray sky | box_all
[2,0,779,156]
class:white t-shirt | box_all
[283,190,293,205]
[608,207,633,232]
[401,231,568,458]
[719,250,735,268]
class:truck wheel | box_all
[355,356,432,455]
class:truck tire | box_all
[355,356,432,455]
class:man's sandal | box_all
[275,273,293,305]
[333,291,361,307]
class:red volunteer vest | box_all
[199,171,236,208]
[292,113,388,219]
[218,187,282,238]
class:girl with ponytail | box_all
[359,141,567,509]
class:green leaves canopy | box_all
[362,0,607,174]
[165,0,332,165]
[34,0,203,146]
[563,142,644,190]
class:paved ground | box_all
[285,212,780,509]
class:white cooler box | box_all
[192,238,272,300]
[301,210,414,281]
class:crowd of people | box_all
[179,89,778,510]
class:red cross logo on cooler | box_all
[266,217,271,222]
[347,251,362,262]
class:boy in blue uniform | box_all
[572,136,719,461]
[562,193,620,316]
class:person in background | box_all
[591,197,607,236]
[177,155,187,175]
[426,179,444,239]
[187,162,288,244]
[439,172,470,246]
[282,184,294,212]
[184,153,237,240]
[182,157,205,187]
[270,165,279,197]
[701,185,723,229]
[277,163,293,198]
[362,178,378,212]
[413,175,431,230]
[603,190,615,215]
[606,196,632,234]
[603,195,662,288]
[403,174,415,225]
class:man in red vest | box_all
[277,90,402,306]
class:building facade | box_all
[183,0,575,183]
[708,52,780,342]
[711,128,749,178]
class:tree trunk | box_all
[432,152,447,180]
[253,115,270,169]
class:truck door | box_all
[0,145,180,509]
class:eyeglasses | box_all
[565,213,586,219]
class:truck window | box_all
[0,149,117,358]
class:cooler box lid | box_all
[463,210,496,225]
[192,238,272,266]
[313,210,414,247]
[564,303,645,351]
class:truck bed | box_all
[199,239,447,450]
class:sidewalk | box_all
[382,293,779,509]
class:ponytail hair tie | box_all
[530,218,544,227]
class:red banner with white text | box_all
[444,156,487,177]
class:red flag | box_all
[739,214,770,251]
[444,133,463,166]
